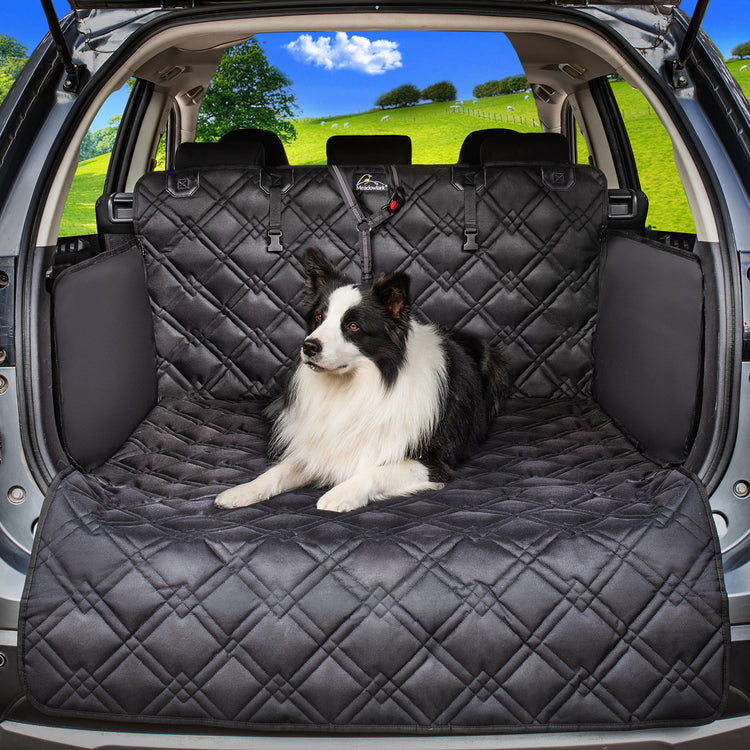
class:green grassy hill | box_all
[607,80,694,232]
[59,153,110,235]
[727,59,750,93]
[59,65,750,237]
[286,91,542,165]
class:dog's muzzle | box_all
[302,337,322,359]
[301,337,324,370]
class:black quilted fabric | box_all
[23,159,727,731]
[22,398,727,729]
[371,165,606,397]
[136,164,605,400]
[135,167,360,400]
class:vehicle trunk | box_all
[18,155,729,730]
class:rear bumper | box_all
[2,715,750,750]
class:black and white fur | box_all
[215,248,509,513]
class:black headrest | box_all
[479,131,570,164]
[458,128,515,164]
[173,140,265,170]
[326,135,412,165]
[219,128,289,166]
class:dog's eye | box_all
[314,313,323,324]
[347,322,359,332]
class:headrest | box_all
[173,140,265,170]
[457,128,514,164]
[326,135,412,165]
[479,131,571,164]
[219,128,289,166]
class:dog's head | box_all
[300,248,412,386]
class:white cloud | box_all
[285,32,402,75]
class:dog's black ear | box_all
[303,248,342,303]
[372,272,411,321]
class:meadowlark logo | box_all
[356,174,389,192]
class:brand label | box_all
[355,173,389,192]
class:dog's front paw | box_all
[214,480,270,509]
[316,484,368,513]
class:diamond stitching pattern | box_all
[371,165,606,397]
[136,167,361,400]
[22,398,727,729]
[21,162,726,730]
[137,164,604,401]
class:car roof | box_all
[64,0,682,9]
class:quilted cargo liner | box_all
[21,397,728,731]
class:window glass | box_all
[154,128,167,171]
[574,120,592,166]
[59,82,130,237]
[196,31,541,164]
[610,80,696,233]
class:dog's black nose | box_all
[302,338,322,358]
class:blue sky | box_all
[3,0,748,126]
[259,31,524,119]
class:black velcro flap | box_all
[53,245,158,469]
[595,233,703,465]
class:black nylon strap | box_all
[463,171,479,252]
[267,174,283,253]
[330,164,371,281]
[366,165,403,233]
[330,164,367,226]
[329,164,403,283]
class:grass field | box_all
[59,153,110,235]
[59,61,750,237]
[286,90,542,165]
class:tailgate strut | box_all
[669,0,710,89]
[39,0,86,93]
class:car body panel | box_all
[1,0,749,745]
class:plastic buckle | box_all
[267,230,283,253]
[463,228,479,252]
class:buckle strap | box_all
[330,164,403,283]
[267,174,283,253]
[330,165,372,281]
[365,185,404,233]
[463,171,479,252]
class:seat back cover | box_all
[135,162,606,400]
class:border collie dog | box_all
[215,248,509,513]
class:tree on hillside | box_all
[472,74,528,99]
[196,39,297,143]
[0,34,28,104]
[79,116,122,161]
[732,41,750,59]
[375,84,421,109]
[421,81,457,103]
[472,79,500,98]
[504,74,529,93]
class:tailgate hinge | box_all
[39,0,87,94]
[667,0,711,89]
